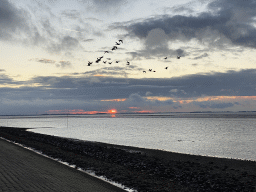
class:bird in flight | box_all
[86,39,181,76]
[86,39,124,69]
[112,46,117,51]
[95,56,103,63]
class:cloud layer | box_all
[110,0,256,59]
[0,69,255,114]
[1,69,256,100]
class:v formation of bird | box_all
[87,39,182,73]
[88,39,124,66]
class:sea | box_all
[1,112,256,162]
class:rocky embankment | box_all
[0,127,256,192]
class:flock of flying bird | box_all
[87,40,182,73]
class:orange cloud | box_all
[132,110,154,113]
[146,96,172,101]
[47,109,104,115]
[101,98,126,102]
[93,74,106,77]
[145,95,256,105]
[192,96,256,102]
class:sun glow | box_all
[108,109,117,114]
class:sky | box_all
[1,0,256,115]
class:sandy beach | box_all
[1,126,256,191]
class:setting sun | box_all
[108,109,117,114]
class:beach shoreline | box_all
[1,126,256,191]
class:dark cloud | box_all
[41,19,53,37]
[27,28,46,46]
[0,1,48,47]
[83,0,128,14]
[0,69,249,103]
[47,36,82,54]
[0,75,13,85]
[60,36,80,49]
[0,69,255,114]
[32,58,72,68]
[0,74,24,85]
[127,93,146,103]
[0,1,85,55]
[113,0,256,52]
[91,0,127,6]
[0,69,255,108]
[0,0,30,41]
[208,0,256,14]
[193,101,238,109]
[170,69,256,98]
[122,93,176,109]
[176,49,185,56]
[145,91,152,96]
[83,38,94,42]
[168,5,194,14]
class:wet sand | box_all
[1,126,256,191]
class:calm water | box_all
[1,113,256,161]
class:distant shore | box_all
[1,111,256,119]
[1,126,256,191]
